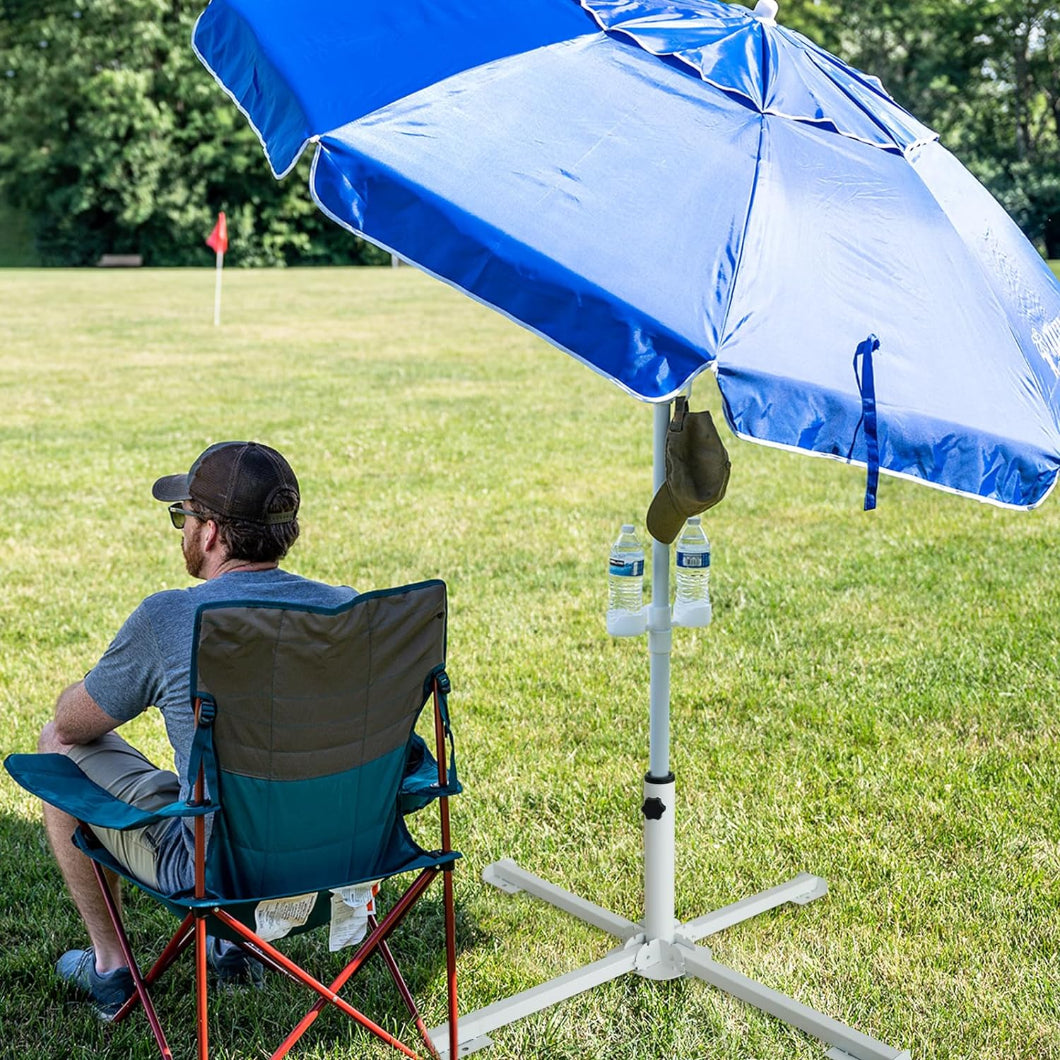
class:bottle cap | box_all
[621,523,635,532]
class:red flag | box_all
[206,211,228,254]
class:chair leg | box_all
[255,870,437,1059]
[212,909,423,1060]
[112,914,195,1024]
[372,925,439,1060]
[195,915,209,1060]
[432,689,459,1060]
[89,859,174,1060]
[148,914,196,985]
[443,867,459,1060]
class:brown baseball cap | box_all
[645,400,731,544]
[151,441,300,525]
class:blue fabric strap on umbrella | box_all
[852,334,881,511]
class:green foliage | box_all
[962,3,1060,256]
[0,0,386,266]
[0,196,38,265]
[0,0,1058,262]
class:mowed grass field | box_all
[0,266,1058,1060]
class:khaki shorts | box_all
[65,731,182,891]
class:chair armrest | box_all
[399,735,463,814]
[4,753,216,832]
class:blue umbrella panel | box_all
[195,0,1060,510]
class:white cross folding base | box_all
[429,406,911,1060]
[430,841,909,1060]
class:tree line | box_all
[0,0,1057,266]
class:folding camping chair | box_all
[6,579,461,1060]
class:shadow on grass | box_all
[0,809,483,1059]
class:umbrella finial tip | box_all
[753,0,778,23]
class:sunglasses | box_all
[168,503,204,530]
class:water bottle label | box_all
[609,558,644,577]
[676,551,710,569]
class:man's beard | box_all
[182,532,206,578]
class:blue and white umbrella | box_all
[193,3,1059,1057]
[195,0,1060,511]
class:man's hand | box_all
[47,681,119,747]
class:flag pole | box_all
[205,211,228,326]
[213,249,224,326]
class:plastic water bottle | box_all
[607,524,646,636]
[672,517,712,627]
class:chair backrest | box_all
[191,579,447,901]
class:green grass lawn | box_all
[0,267,1058,1059]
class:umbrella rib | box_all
[715,114,767,354]
[795,41,935,154]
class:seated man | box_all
[37,441,356,1018]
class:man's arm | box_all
[51,680,120,747]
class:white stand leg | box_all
[679,871,829,943]
[429,940,641,1057]
[428,405,910,1059]
[482,859,640,940]
[675,942,911,1060]
[429,854,907,1060]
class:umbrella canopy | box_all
[194,0,1060,510]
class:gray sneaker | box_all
[55,948,135,1021]
[206,935,264,989]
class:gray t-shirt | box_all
[85,567,356,891]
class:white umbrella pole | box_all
[643,401,676,946]
[648,401,672,777]
[447,407,908,1060]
